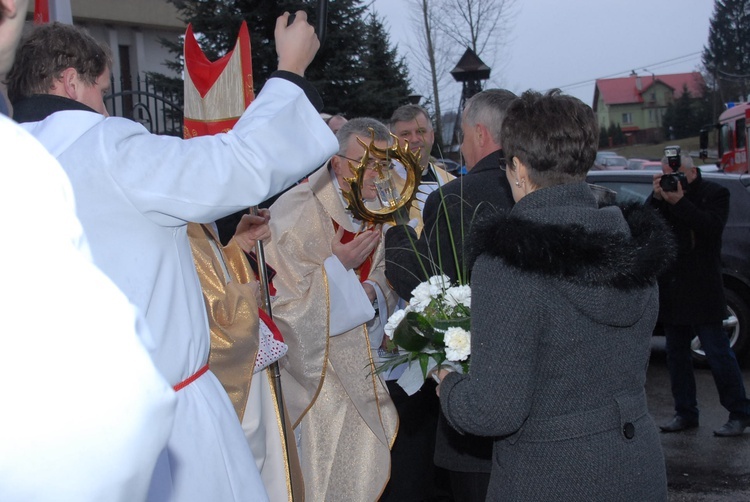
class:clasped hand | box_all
[332,225,381,271]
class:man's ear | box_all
[475,122,490,148]
[53,67,81,100]
[330,154,342,174]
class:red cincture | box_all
[173,363,210,392]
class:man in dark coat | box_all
[649,154,750,436]
[383,89,516,502]
[385,89,516,298]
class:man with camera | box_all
[650,147,750,437]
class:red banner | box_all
[34,0,49,24]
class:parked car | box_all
[626,158,650,170]
[586,170,750,365]
[593,151,618,170]
[596,155,628,170]
[640,161,663,170]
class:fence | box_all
[104,75,183,137]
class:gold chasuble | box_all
[183,22,303,502]
[264,166,399,502]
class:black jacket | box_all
[384,150,514,472]
[385,150,514,299]
[649,172,729,325]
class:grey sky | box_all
[372,0,714,109]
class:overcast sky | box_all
[371,0,715,110]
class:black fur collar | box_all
[471,202,675,290]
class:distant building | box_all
[12,0,186,133]
[593,72,705,144]
[26,0,184,83]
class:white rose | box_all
[444,327,471,362]
[384,309,407,339]
[444,285,471,309]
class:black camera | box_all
[660,145,687,192]
[660,172,687,192]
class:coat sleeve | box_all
[108,78,338,226]
[439,256,543,437]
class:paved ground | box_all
[646,339,750,501]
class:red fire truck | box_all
[703,102,750,173]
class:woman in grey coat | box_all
[437,90,671,501]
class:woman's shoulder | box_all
[469,203,674,290]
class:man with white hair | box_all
[651,152,750,437]
[384,89,518,502]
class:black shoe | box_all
[713,417,750,437]
[660,416,699,433]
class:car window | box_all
[589,180,652,204]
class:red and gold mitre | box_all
[183,22,254,138]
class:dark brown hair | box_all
[502,89,598,187]
[6,22,111,103]
[389,104,431,130]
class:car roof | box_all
[587,170,750,184]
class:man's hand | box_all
[652,173,664,201]
[653,173,684,205]
[232,209,271,253]
[275,11,319,76]
[332,225,380,270]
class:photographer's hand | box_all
[652,173,664,201]
[661,182,684,205]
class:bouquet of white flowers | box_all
[378,274,471,394]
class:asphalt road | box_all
[647,338,750,501]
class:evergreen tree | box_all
[702,0,750,104]
[599,125,609,148]
[662,85,712,139]
[607,122,617,146]
[355,12,412,120]
[615,124,625,146]
[161,0,411,118]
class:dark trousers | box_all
[380,379,451,502]
[448,470,491,502]
[664,323,750,421]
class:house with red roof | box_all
[593,72,705,144]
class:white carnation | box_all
[410,281,433,312]
[443,285,471,309]
[444,327,471,362]
[384,309,407,339]
[428,274,451,291]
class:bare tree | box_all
[440,0,516,63]
[406,0,516,157]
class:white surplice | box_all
[0,114,176,501]
[21,78,338,501]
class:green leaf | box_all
[432,317,471,332]
[392,312,431,351]
[418,352,430,378]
